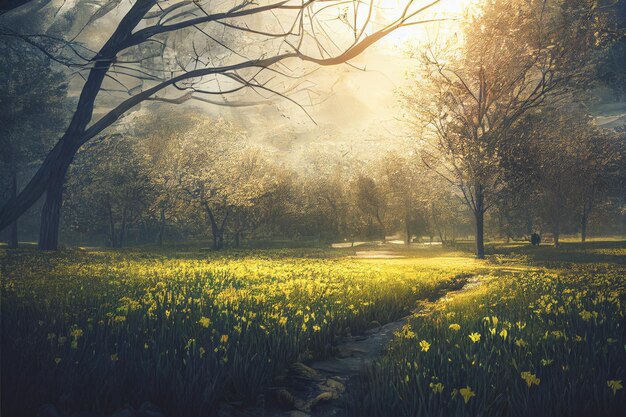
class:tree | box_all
[403,0,611,258]
[64,134,153,247]
[377,152,420,245]
[355,174,388,242]
[0,0,443,250]
[526,105,623,246]
[0,39,69,248]
[572,127,623,242]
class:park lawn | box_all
[350,242,626,417]
[0,247,481,417]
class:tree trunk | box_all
[581,209,588,243]
[475,210,485,259]
[474,185,485,259]
[157,207,166,246]
[107,202,116,248]
[206,206,228,250]
[553,219,560,248]
[234,231,240,248]
[404,201,411,246]
[38,171,67,250]
[118,207,127,248]
[210,219,219,250]
[217,231,225,250]
[7,167,18,249]
[375,209,386,243]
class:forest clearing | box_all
[1,0,625,415]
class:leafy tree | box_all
[355,174,388,242]
[403,0,612,257]
[64,134,153,247]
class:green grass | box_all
[349,243,626,417]
[0,247,480,417]
[2,242,624,417]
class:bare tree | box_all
[0,0,442,249]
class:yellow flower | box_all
[198,316,211,328]
[220,334,229,344]
[579,310,593,321]
[420,340,431,352]
[110,353,119,362]
[515,338,527,348]
[449,323,461,331]
[399,324,416,339]
[607,380,623,396]
[521,371,540,388]
[70,328,84,339]
[459,386,475,404]
[54,357,61,365]
[469,332,481,343]
[313,325,321,332]
[429,382,444,394]
[499,329,508,340]
[199,347,206,358]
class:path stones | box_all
[270,363,345,413]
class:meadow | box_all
[1,242,625,417]
[0,246,479,417]
[350,243,626,417]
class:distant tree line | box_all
[3,104,623,250]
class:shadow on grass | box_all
[486,240,626,265]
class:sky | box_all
[187,0,473,165]
[6,0,474,166]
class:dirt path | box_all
[243,273,484,417]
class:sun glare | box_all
[371,0,479,45]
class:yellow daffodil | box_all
[459,386,475,404]
[198,317,211,328]
[429,382,444,394]
[607,380,623,396]
[521,371,540,387]
[469,332,481,343]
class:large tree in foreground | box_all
[403,0,612,258]
[0,39,69,248]
[0,0,442,250]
